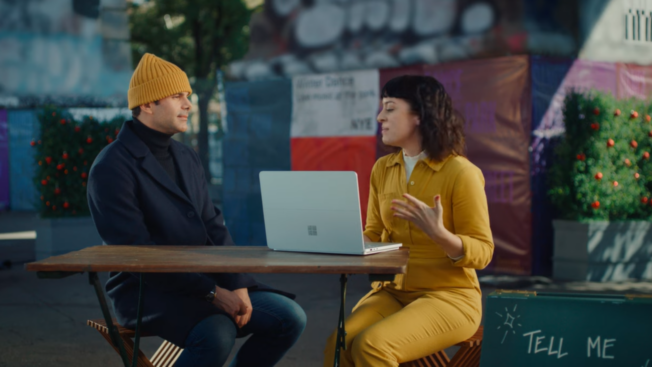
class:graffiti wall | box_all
[578,0,652,65]
[229,0,578,80]
[0,0,132,108]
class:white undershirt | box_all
[403,150,427,181]
[402,150,464,262]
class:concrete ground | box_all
[1,210,651,367]
[1,260,652,367]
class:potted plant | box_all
[548,91,652,281]
[33,107,123,260]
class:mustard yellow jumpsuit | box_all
[323,152,494,367]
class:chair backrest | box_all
[87,319,184,367]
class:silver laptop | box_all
[259,171,402,255]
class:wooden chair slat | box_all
[400,326,483,367]
[159,346,183,367]
[153,341,183,367]
[150,341,173,364]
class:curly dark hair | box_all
[381,75,465,161]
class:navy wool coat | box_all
[87,120,290,347]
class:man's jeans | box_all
[175,291,307,367]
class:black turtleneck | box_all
[130,118,180,188]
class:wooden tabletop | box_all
[25,246,409,274]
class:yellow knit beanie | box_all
[128,53,192,110]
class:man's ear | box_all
[140,102,155,115]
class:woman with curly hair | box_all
[323,75,494,367]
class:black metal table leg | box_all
[89,272,131,367]
[132,273,145,367]
[334,274,348,367]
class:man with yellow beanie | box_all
[87,53,306,367]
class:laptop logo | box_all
[308,225,317,236]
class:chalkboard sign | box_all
[480,290,652,367]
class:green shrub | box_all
[33,107,124,218]
[549,90,652,221]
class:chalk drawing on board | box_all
[495,304,522,344]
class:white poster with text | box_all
[291,70,380,137]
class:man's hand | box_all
[233,288,253,328]
[212,286,247,321]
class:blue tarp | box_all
[530,56,573,276]
[223,79,292,246]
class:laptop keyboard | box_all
[365,242,391,249]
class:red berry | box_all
[45,157,52,164]
[591,201,600,209]
[649,131,652,137]
[631,140,638,148]
[106,137,113,144]
[54,188,61,195]
[52,205,56,210]
[591,123,599,130]
[41,179,47,185]
[647,115,652,123]
[614,109,621,116]
[635,172,640,179]
[87,137,93,144]
[644,152,650,160]
[78,148,84,154]
[593,107,600,116]
[56,164,63,170]
[81,172,88,179]
[625,159,631,166]
[30,141,36,146]
[62,152,69,160]
[63,202,69,209]
[576,154,586,161]
[642,197,649,204]
[631,110,639,119]
[607,139,615,147]
[595,172,603,180]
[74,126,81,132]
[51,112,56,117]
[613,181,619,187]
[59,119,66,125]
